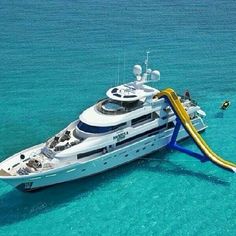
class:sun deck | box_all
[96,98,144,115]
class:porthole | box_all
[67,168,76,173]
[30,177,42,180]
[46,174,56,178]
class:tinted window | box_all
[111,88,118,93]
[116,123,169,146]
[77,148,104,159]
[114,94,122,97]
[131,113,152,126]
[77,121,126,133]
[123,95,137,98]
[167,122,175,129]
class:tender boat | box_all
[221,100,230,110]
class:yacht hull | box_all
[1,118,206,191]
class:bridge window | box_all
[77,121,126,134]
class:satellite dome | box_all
[133,65,142,76]
[151,70,160,81]
[147,68,152,74]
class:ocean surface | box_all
[0,0,236,235]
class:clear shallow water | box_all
[0,0,236,235]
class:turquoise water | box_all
[0,0,236,235]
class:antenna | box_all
[123,51,126,84]
[117,56,120,86]
[145,50,150,73]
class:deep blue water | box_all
[0,0,236,235]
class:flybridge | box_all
[106,83,159,102]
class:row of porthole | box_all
[122,142,156,157]
[102,140,157,167]
[105,146,149,160]
[30,168,87,180]
[80,142,157,172]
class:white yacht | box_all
[0,57,208,191]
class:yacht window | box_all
[77,121,126,134]
[111,88,118,93]
[167,122,175,129]
[116,123,170,147]
[114,94,122,98]
[131,113,152,126]
[123,95,137,98]
[97,99,144,115]
[77,148,104,159]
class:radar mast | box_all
[133,51,160,84]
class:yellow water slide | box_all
[157,88,236,172]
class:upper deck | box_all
[96,98,144,115]
[80,57,161,127]
[106,82,158,102]
[79,82,160,127]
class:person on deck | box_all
[184,90,191,100]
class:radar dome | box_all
[151,70,160,81]
[147,68,152,74]
[133,65,142,76]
